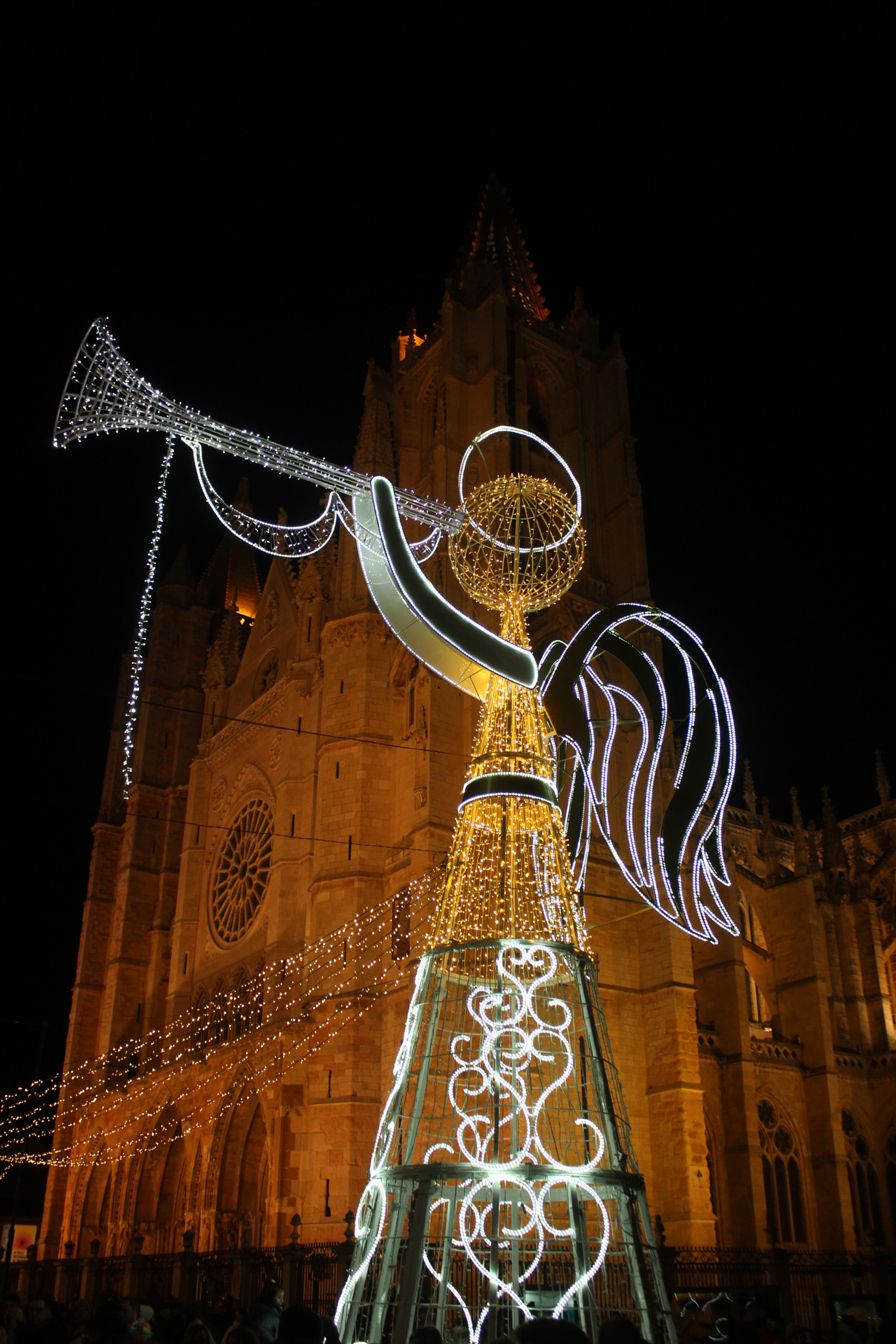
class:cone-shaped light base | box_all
[336,941,673,1344]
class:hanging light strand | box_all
[121,436,176,799]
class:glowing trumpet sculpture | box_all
[56,325,741,1343]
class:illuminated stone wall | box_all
[41,194,895,1261]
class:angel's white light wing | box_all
[540,604,739,943]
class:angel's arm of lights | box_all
[353,479,537,701]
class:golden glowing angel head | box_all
[448,427,585,613]
[449,473,585,612]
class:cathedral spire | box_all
[743,760,758,815]
[562,286,601,347]
[456,176,549,323]
[851,834,872,893]
[807,819,821,873]
[759,796,779,867]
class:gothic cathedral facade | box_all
[41,184,895,1265]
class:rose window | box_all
[210,799,274,943]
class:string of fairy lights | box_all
[2,587,715,1178]
[0,867,652,1176]
[0,874,440,1171]
[122,437,176,798]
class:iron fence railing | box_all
[659,1244,894,1335]
[10,1241,894,1337]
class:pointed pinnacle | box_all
[743,761,757,814]
[821,786,849,872]
[790,786,808,874]
[789,785,804,830]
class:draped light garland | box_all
[0,872,652,1171]
[0,874,440,1168]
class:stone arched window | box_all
[738,898,772,1025]
[842,1110,883,1244]
[886,1131,896,1241]
[758,1099,806,1244]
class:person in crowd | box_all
[219,1328,260,1344]
[409,1328,442,1344]
[87,1299,134,1344]
[2,1293,24,1344]
[64,1301,90,1344]
[835,1317,865,1344]
[129,1308,153,1343]
[512,1320,591,1344]
[703,1294,735,1343]
[180,1321,215,1344]
[277,1310,320,1344]
[247,1288,283,1344]
[18,1299,64,1344]
[679,1299,713,1344]
[597,1315,647,1344]
[207,1296,238,1344]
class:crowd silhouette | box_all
[0,1281,884,1344]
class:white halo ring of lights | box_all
[458,425,583,554]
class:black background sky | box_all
[5,46,892,1129]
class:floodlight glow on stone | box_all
[45,322,739,1339]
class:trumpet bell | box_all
[54,319,177,449]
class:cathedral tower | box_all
[37,186,894,1305]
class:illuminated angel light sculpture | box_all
[55,322,741,1344]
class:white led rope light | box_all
[458,426,583,554]
[191,443,339,558]
[548,604,738,942]
[386,942,615,1340]
[334,1176,387,1335]
[336,494,441,562]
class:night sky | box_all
[7,115,891,1125]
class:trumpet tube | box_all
[55,319,463,535]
